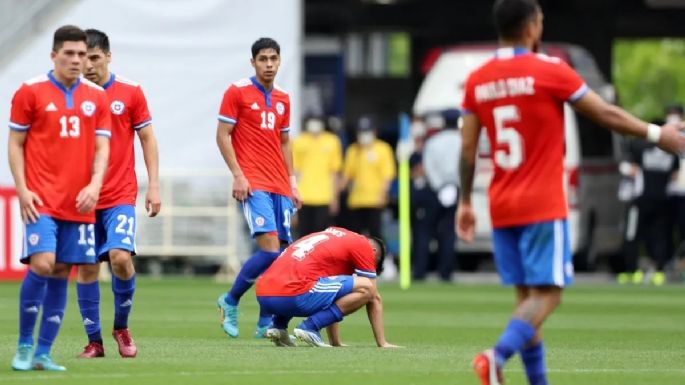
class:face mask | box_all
[666,114,682,125]
[305,119,324,134]
[358,131,375,145]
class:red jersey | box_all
[9,72,111,223]
[256,227,377,297]
[461,48,587,227]
[218,76,291,197]
[97,74,152,209]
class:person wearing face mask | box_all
[292,115,343,238]
[340,116,396,247]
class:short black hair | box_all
[368,236,387,275]
[251,37,280,58]
[53,25,87,52]
[85,28,110,53]
[493,0,540,40]
[666,103,684,116]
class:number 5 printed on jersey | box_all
[493,105,523,170]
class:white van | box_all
[413,43,623,270]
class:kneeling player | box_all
[255,227,399,348]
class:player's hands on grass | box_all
[456,201,476,242]
[76,182,100,214]
[17,187,42,224]
[657,122,685,155]
[232,174,251,201]
[146,185,161,217]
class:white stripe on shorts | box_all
[553,220,564,286]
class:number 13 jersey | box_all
[461,47,587,228]
[9,71,111,223]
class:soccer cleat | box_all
[254,323,271,339]
[472,349,503,385]
[32,354,66,371]
[78,341,105,358]
[217,294,239,338]
[294,327,331,347]
[112,329,137,358]
[265,328,297,347]
[11,344,33,371]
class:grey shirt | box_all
[423,129,462,191]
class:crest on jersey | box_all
[28,233,39,246]
[276,102,285,115]
[110,100,125,115]
[255,216,266,227]
[81,101,96,117]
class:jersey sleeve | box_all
[461,72,477,115]
[350,236,377,278]
[132,86,152,130]
[549,61,588,103]
[95,91,112,138]
[280,95,291,132]
[218,85,240,125]
[9,84,34,131]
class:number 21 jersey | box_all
[9,72,111,223]
[461,48,587,228]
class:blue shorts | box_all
[21,215,97,265]
[94,205,137,261]
[492,219,573,287]
[241,190,295,243]
[257,275,355,317]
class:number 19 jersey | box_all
[461,48,587,228]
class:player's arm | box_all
[216,121,250,201]
[325,322,344,347]
[8,130,42,223]
[455,113,482,242]
[572,89,685,154]
[366,279,400,348]
[280,131,302,208]
[137,124,161,217]
[76,135,109,213]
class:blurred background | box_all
[2,0,685,284]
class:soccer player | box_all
[215,37,302,339]
[75,28,161,359]
[255,226,398,348]
[456,1,685,384]
[9,25,111,371]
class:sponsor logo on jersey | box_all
[255,216,266,227]
[276,102,285,115]
[110,100,125,115]
[86,247,96,257]
[251,102,260,110]
[45,102,57,112]
[28,233,39,246]
[122,237,132,245]
[81,101,96,117]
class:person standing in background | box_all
[292,115,342,237]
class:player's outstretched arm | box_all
[216,121,250,201]
[8,130,42,223]
[456,113,482,242]
[76,135,109,213]
[137,124,161,217]
[366,280,401,348]
[573,89,685,155]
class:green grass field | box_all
[0,278,684,385]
